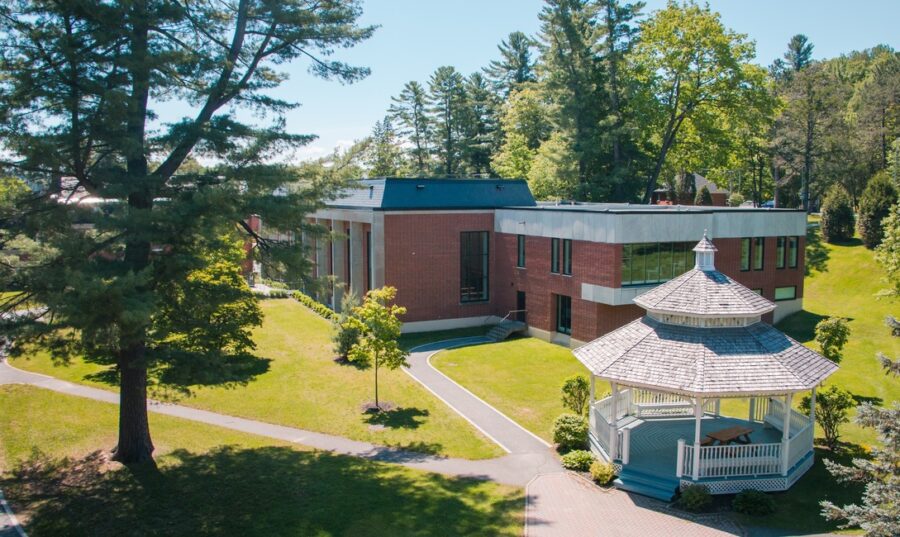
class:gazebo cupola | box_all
[633,231,776,329]
[572,233,838,500]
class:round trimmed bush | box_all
[552,413,588,452]
[561,449,595,471]
[727,193,745,207]
[678,484,712,512]
[820,186,855,243]
[589,460,615,485]
[732,489,776,516]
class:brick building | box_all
[298,178,805,347]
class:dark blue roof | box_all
[325,178,536,210]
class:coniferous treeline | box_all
[357,0,899,208]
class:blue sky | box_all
[161,0,899,162]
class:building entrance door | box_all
[516,291,527,322]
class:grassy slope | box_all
[0,385,523,537]
[11,299,502,460]
[432,337,591,442]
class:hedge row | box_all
[293,291,337,320]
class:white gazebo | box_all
[573,233,838,500]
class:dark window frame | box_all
[753,237,765,271]
[788,236,799,268]
[774,286,797,301]
[516,234,526,268]
[460,231,490,303]
[621,241,696,286]
[740,238,751,271]
[562,239,572,275]
[556,294,572,335]
[776,236,786,269]
[551,238,560,274]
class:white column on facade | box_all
[371,212,386,288]
[314,219,328,299]
[331,220,347,312]
[609,382,619,460]
[349,222,365,298]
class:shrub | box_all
[332,292,362,359]
[820,186,855,243]
[268,290,289,299]
[552,413,588,452]
[293,291,336,320]
[695,185,713,206]
[799,384,854,450]
[561,375,590,415]
[678,484,712,512]
[561,449,595,471]
[857,172,898,249]
[732,489,776,516]
[814,317,850,363]
[727,192,745,207]
[589,460,615,485]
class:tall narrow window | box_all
[753,237,764,270]
[740,238,751,271]
[562,239,572,275]
[460,231,489,302]
[516,234,526,268]
[556,294,572,335]
[551,238,560,274]
[776,237,786,269]
[788,236,799,268]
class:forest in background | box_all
[316,0,899,210]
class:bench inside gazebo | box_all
[573,233,837,501]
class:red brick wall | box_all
[383,213,506,322]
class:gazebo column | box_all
[809,387,817,424]
[609,382,619,460]
[589,374,596,404]
[781,393,793,476]
[692,397,703,480]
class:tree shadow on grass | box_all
[3,446,524,537]
[850,393,883,406]
[776,310,828,343]
[363,407,431,430]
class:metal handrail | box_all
[484,309,527,326]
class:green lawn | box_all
[10,299,503,460]
[0,385,523,537]
[432,336,591,442]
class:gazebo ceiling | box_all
[574,316,838,398]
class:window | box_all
[753,237,764,270]
[751,288,763,295]
[775,286,796,301]
[621,242,696,286]
[556,294,572,335]
[460,231,489,302]
[551,238,560,273]
[788,236,799,268]
[516,235,526,268]
[740,238,751,271]
[562,239,572,275]
[776,237,786,269]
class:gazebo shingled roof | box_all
[573,232,838,397]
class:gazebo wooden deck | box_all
[574,234,836,501]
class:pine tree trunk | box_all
[113,343,154,463]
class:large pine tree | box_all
[0,0,373,463]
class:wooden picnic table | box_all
[703,425,753,446]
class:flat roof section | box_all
[325,178,537,211]
[506,202,804,215]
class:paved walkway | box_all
[0,338,757,536]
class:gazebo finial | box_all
[693,230,717,271]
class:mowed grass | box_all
[432,337,592,442]
[10,299,503,459]
[0,385,524,537]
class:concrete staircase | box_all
[614,466,680,502]
[486,320,528,342]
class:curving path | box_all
[1,338,747,536]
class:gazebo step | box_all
[614,467,679,502]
